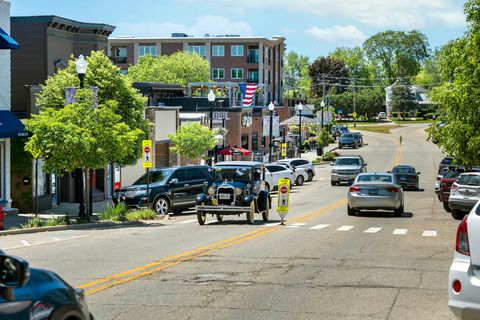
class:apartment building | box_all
[109,33,285,104]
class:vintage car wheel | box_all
[197,202,207,225]
[216,214,223,222]
[262,201,270,222]
[246,202,255,224]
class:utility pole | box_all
[352,78,356,128]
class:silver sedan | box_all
[347,173,404,217]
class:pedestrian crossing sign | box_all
[277,178,290,222]
[142,140,153,168]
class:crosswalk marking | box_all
[422,230,438,237]
[20,240,30,246]
[264,222,281,227]
[337,225,354,231]
[310,224,330,230]
[393,229,408,235]
[363,227,382,234]
[286,223,306,228]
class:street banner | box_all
[142,140,153,169]
[277,178,291,224]
[65,86,99,108]
[262,116,280,137]
[281,143,287,157]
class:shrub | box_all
[312,157,323,164]
[126,209,157,221]
[45,216,70,226]
[99,203,127,221]
[392,112,398,118]
[322,152,336,161]
[22,216,46,228]
[423,113,433,120]
[22,216,70,228]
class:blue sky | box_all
[10,0,468,59]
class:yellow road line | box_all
[393,140,403,167]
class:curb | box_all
[0,220,163,236]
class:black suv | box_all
[115,166,213,215]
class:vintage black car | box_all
[195,161,271,225]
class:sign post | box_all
[142,140,153,208]
[277,178,291,224]
[352,111,357,127]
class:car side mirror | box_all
[387,171,391,173]
[417,172,421,175]
[0,255,30,301]
[169,178,178,185]
[330,162,334,166]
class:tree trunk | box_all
[84,167,90,221]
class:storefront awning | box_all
[0,111,29,138]
[0,28,19,50]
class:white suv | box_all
[265,164,295,191]
[277,158,316,181]
[448,201,480,318]
[449,172,480,220]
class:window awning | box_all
[0,27,19,50]
[0,111,29,138]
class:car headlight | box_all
[208,186,215,195]
[235,188,242,196]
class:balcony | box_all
[248,76,259,83]
[247,55,259,64]
[110,56,127,64]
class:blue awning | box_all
[0,111,29,138]
[0,27,19,50]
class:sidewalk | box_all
[302,141,339,163]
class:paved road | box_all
[1,124,458,319]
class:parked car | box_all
[390,165,420,191]
[330,155,367,186]
[195,161,271,225]
[440,168,480,213]
[347,173,404,217]
[265,164,295,191]
[351,132,364,147]
[277,158,316,181]
[0,250,93,320]
[448,172,480,220]
[331,125,349,139]
[439,156,454,175]
[115,165,213,215]
[275,162,308,186]
[378,112,387,120]
[448,202,480,318]
[338,133,358,149]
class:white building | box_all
[385,84,432,117]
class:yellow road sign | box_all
[281,143,287,157]
[142,140,153,168]
[352,111,357,118]
[277,178,290,223]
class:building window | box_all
[212,45,224,57]
[248,48,259,63]
[231,45,244,57]
[188,45,206,57]
[241,134,249,149]
[212,68,225,79]
[139,45,157,57]
[114,47,127,63]
[261,136,266,147]
[248,71,259,83]
[252,133,258,151]
[231,68,244,79]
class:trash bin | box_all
[316,147,324,156]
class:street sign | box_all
[142,140,153,168]
[277,178,291,224]
[281,143,287,157]
[352,111,357,118]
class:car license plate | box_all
[341,176,350,181]
[369,189,379,195]
[219,194,231,200]
[212,199,218,205]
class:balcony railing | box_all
[248,77,259,83]
[110,56,127,64]
[247,55,259,63]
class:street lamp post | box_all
[297,103,304,158]
[268,102,275,163]
[320,100,325,129]
[207,90,216,165]
[75,55,88,220]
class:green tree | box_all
[283,51,311,98]
[35,51,149,166]
[430,0,480,168]
[330,47,373,84]
[25,90,143,217]
[127,51,210,87]
[168,122,219,162]
[363,30,429,81]
[308,56,350,97]
[390,84,417,116]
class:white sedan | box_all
[448,201,480,319]
[265,164,295,191]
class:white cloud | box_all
[183,0,466,29]
[305,25,366,44]
[113,15,253,37]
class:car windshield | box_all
[393,167,415,174]
[357,174,392,182]
[133,169,174,185]
[214,167,253,182]
[341,134,353,139]
[335,158,360,166]
[457,175,480,186]
[441,158,453,165]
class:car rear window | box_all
[444,170,462,179]
[395,174,417,182]
[441,158,453,165]
[393,167,415,174]
[357,175,392,182]
[457,175,480,186]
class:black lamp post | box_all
[268,102,275,163]
[207,89,216,165]
[298,102,304,158]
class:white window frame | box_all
[212,45,224,57]
[188,45,206,57]
[139,45,157,57]
[212,68,225,79]
[231,68,244,79]
[231,45,244,57]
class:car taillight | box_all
[349,186,361,192]
[455,217,470,256]
[451,183,459,191]
[452,280,462,294]
[385,187,400,193]
[436,176,442,181]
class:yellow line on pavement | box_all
[393,140,403,167]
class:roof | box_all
[214,161,265,168]
[109,36,285,46]
[11,15,116,33]
[280,115,318,125]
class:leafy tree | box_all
[328,88,384,120]
[390,84,417,116]
[330,47,373,84]
[127,51,210,87]
[25,90,143,216]
[363,30,429,81]
[283,52,311,98]
[168,122,218,162]
[413,49,443,86]
[430,0,480,168]
[308,56,350,97]
[316,128,331,148]
[35,51,149,166]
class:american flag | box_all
[238,83,258,107]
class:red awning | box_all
[218,147,252,156]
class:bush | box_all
[312,157,323,164]
[126,209,157,221]
[22,216,46,228]
[322,152,336,161]
[99,203,127,221]
[423,113,433,120]
[392,112,398,118]
[21,216,69,228]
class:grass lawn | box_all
[355,125,404,134]
[391,119,434,124]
